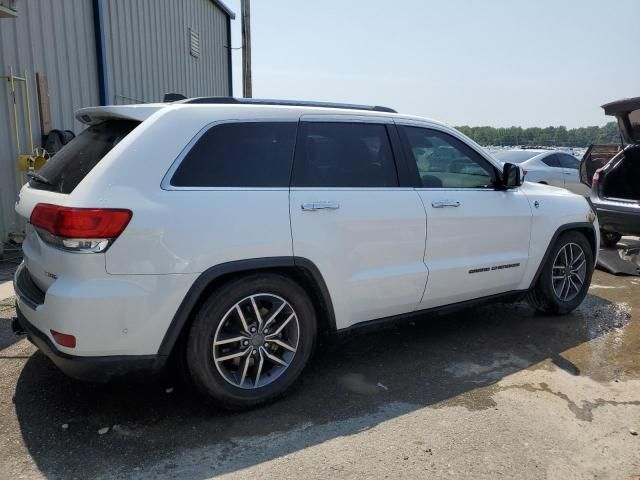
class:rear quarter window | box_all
[170,122,297,188]
[30,120,140,194]
[541,154,560,167]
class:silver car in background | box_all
[493,149,590,196]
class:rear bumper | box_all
[12,261,196,357]
[593,203,640,235]
[15,304,166,382]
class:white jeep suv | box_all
[13,98,599,409]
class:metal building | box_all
[0,0,234,245]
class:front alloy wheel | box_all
[551,242,587,302]
[526,230,594,314]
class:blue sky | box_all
[226,0,639,128]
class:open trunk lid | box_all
[579,143,621,186]
[602,97,640,145]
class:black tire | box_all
[186,273,316,410]
[600,231,621,248]
[526,231,594,315]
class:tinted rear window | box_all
[170,122,297,187]
[30,120,140,193]
[292,122,398,188]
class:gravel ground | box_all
[0,269,639,479]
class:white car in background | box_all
[493,149,591,196]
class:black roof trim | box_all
[180,97,398,113]
[210,0,235,19]
[601,97,640,116]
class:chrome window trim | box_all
[414,187,520,192]
[160,118,298,191]
[290,187,416,192]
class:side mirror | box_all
[502,162,523,188]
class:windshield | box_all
[492,150,544,164]
[29,120,140,194]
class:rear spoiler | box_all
[75,104,166,125]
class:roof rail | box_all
[178,97,397,113]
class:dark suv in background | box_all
[580,97,640,247]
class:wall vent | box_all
[189,28,200,58]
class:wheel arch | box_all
[157,257,336,357]
[528,222,597,290]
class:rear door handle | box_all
[431,199,460,208]
[301,201,340,211]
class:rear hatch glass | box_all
[579,143,620,186]
[29,120,140,194]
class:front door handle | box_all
[431,199,460,208]
[301,201,340,211]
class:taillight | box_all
[30,203,132,253]
[592,168,601,186]
[522,169,528,178]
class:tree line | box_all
[455,122,619,147]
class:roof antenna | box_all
[163,93,187,102]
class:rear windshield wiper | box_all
[26,172,53,186]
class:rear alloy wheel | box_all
[186,274,316,409]
[526,231,594,314]
[600,231,621,248]
[212,293,300,389]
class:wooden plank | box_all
[36,72,51,136]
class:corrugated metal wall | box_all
[0,0,231,243]
[0,0,100,242]
[103,0,231,105]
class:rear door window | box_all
[558,154,580,170]
[30,120,140,193]
[291,122,399,187]
[170,122,297,187]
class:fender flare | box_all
[528,221,597,290]
[157,256,336,356]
